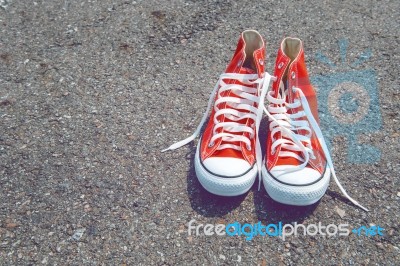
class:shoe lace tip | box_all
[353,201,369,212]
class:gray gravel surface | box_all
[1,0,399,265]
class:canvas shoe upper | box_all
[261,37,368,211]
[163,30,274,196]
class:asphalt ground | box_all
[0,0,399,265]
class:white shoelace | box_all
[264,81,369,211]
[162,72,274,189]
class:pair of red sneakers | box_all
[163,30,368,211]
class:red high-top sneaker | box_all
[262,37,368,211]
[163,30,273,196]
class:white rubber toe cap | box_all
[262,165,330,206]
[202,157,252,177]
[270,165,322,185]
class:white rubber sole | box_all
[194,144,257,196]
[261,165,331,206]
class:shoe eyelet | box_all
[278,62,284,69]
[291,71,296,80]
[258,58,264,65]
[246,145,251,151]
[208,142,214,148]
[237,59,243,67]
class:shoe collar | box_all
[225,30,265,78]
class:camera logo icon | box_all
[310,39,381,163]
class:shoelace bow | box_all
[264,81,369,211]
[162,72,274,189]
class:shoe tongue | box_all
[238,67,256,75]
